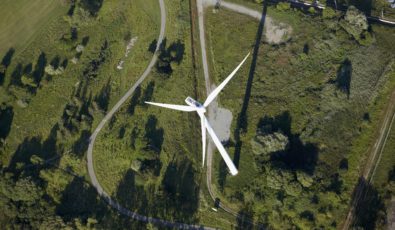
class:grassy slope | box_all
[0,0,160,164]
[0,0,67,56]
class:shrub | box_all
[308,7,316,14]
[340,6,373,45]
[322,7,337,19]
[277,2,291,11]
[76,44,85,53]
[45,65,64,76]
[21,75,37,87]
[296,171,314,187]
[251,132,289,156]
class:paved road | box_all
[204,0,262,19]
[86,1,214,229]
[198,0,256,219]
[197,0,238,217]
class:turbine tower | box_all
[146,53,250,176]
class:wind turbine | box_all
[145,53,250,176]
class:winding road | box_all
[86,0,213,229]
[85,0,395,228]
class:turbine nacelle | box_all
[185,96,206,113]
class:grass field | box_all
[204,3,395,228]
[0,0,67,56]
[0,0,169,228]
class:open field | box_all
[0,0,67,56]
[205,2,395,228]
[0,0,168,228]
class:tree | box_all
[322,7,337,19]
[296,171,314,188]
[251,132,289,157]
[340,6,373,45]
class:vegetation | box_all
[205,2,395,229]
[0,0,67,55]
[0,0,166,228]
[0,0,394,229]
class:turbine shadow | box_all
[233,1,268,168]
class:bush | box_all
[45,65,64,76]
[21,75,37,87]
[308,7,316,14]
[76,44,85,53]
[322,7,337,19]
[131,159,142,172]
[276,2,291,11]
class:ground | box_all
[0,0,394,229]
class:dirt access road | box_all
[342,89,395,229]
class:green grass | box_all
[0,0,67,56]
[204,4,395,228]
[93,0,206,223]
[372,118,395,189]
[0,0,160,164]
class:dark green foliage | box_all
[236,204,255,230]
[79,0,103,16]
[56,177,106,221]
[256,112,318,174]
[0,172,68,229]
[115,159,200,224]
[62,81,93,134]
[83,40,109,80]
[161,159,200,222]
[156,39,185,76]
[8,124,61,171]
[352,178,386,229]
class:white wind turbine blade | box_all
[203,52,250,107]
[203,116,238,176]
[145,101,197,112]
[198,112,206,167]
